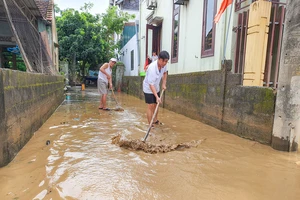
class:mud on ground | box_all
[112,134,205,153]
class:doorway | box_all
[145,24,161,62]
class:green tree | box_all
[56,4,134,83]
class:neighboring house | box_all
[121,0,293,150]
[140,0,286,87]
[110,0,140,76]
[0,0,58,74]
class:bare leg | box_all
[102,94,107,109]
[147,103,156,124]
[99,95,103,108]
[154,108,159,123]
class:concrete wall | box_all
[223,85,275,144]
[123,76,144,100]
[0,69,64,167]
[122,69,275,145]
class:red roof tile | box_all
[35,0,53,21]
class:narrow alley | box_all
[0,87,299,200]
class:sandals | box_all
[154,120,162,125]
[98,107,110,111]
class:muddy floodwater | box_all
[0,87,300,200]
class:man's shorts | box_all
[144,91,160,104]
[97,79,108,95]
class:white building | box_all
[139,0,286,87]
[111,0,140,76]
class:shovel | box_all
[111,89,124,111]
[143,89,164,142]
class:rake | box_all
[111,89,124,111]
[143,89,164,142]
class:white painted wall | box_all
[117,7,140,76]
[139,0,235,75]
[120,35,139,76]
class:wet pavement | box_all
[0,86,300,200]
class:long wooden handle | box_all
[143,89,164,142]
[111,89,120,106]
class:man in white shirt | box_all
[98,58,117,110]
[143,51,169,126]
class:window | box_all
[131,50,134,71]
[171,4,180,63]
[201,0,217,57]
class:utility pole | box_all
[272,0,300,152]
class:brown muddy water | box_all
[0,87,300,200]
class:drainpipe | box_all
[139,0,142,74]
[135,20,140,68]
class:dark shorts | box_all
[144,92,160,104]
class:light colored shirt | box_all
[98,64,112,84]
[151,55,158,61]
[143,60,167,94]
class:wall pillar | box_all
[115,63,125,91]
[272,0,300,151]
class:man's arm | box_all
[162,71,167,90]
[150,84,161,103]
[109,77,113,89]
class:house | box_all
[122,0,293,150]
[140,0,286,84]
[0,0,64,167]
[0,0,58,74]
[110,0,140,76]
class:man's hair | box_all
[158,50,170,60]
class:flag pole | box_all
[222,3,234,64]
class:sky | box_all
[55,0,110,15]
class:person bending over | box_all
[97,58,117,110]
[142,51,169,126]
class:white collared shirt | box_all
[143,60,167,94]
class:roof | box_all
[35,0,53,21]
[0,0,53,21]
[110,0,139,10]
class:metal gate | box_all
[234,1,286,88]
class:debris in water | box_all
[111,134,205,154]
[112,107,124,111]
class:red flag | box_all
[214,0,232,23]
